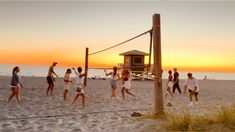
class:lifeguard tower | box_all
[119,50,149,73]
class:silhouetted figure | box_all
[173,68,181,94]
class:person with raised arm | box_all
[104,66,120,99]
[71,67,86,108]
[121,68,136,99]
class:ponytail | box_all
[12,66,19,75]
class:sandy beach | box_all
[0,76,235,132]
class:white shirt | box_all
[167,81,174,89]
[112,72,119,80]
[64,73,71,85]
[184,77,199,92]
[75,73,83,85]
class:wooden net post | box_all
[152,14,163,114]
[84,47,89,86]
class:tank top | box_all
[112,72,118,80]
[11,73,20,86]
[75,73,83,85]
[64,73,71,85]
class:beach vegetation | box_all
[142,106,235,131]
[216,106,235,130]
[164,106,235,131]
[164,113,192,131]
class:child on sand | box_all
[104,66,120,99]
[165,70,174,98]
[184,73,200,106]
[71,67,86,108]
[8,66,24,102]
[63,69,73,101]
[121,69,136,99]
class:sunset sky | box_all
[0,1,235,72]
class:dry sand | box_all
[0,76,235,132]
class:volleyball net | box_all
[87,29,153,79]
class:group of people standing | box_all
[7,63,199,107]
[166,68,200,106]
[8,62,87,108]
[104,66,136,100]
[8,63,135,107]
[46,62,86,107]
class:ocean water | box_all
[0,64,234,80]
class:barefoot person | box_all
[121,68,135,99]
[173,68,181,94]
[63,69,73,101]
[8,66,23,102]
[184,73,200,106]
[104,66,120,99]
[71,67,86,108]
[165,70,174,98]
[46,62,58,96]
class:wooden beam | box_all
[152,14,164,114]
[84,47,89,86]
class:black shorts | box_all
[47,76,54,85]
[189,89,198,95]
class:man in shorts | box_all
[46,62,58,96]
[184,73,200,106]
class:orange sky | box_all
[0,2,235,73]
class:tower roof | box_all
[119,50,149,56]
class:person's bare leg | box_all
[15,87,20,102]
[187,92,194,106]
[195,94,198,102]
[165,89,168,98]
[111,87,116,99]
[122,87,125,99]
[167,88,174,98]
[18,86,21,101]
[72,94,80,106]
[50,83,54,95]
[46,84,51,96]
[125,89,135,98]
[8,88,16,102]
[189,92,193,102]
[63,89,68,101]
[81,93,85,108]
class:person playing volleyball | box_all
[8,66,24,103]
[121,68,136,99]
[165,70,174,99]
[46,62,58,96]
[104,66,120,99]
[63,69,73,101]
[71,67,86,108]
[184,73,200,106]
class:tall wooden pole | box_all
[152,14,163,114]
[84,47,89,86]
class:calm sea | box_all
[0,65,234,80]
